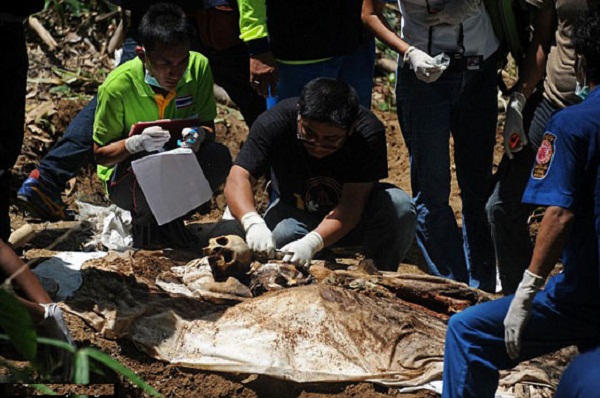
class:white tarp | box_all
[65,258,562,395]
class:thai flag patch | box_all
[175,95,192,109]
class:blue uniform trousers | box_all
[442,290,600,397]
[556,346,600,397]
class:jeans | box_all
[0,24,28,241]
[396,54,497,291]
[442,289,600,398]
[485,98,560,294]
[108,141,231,226]
[36,37,139,193]
[276,38,376,108]
[263,183,416,271]
[555,346,600,397]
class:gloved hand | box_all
[404,46,446,83]
[180,127,206,153]
[124,126,170,154]
[37,303,75,378]
[503,270,545,360]
[280,231,324,269]
[424,0,481,26]
[503,92,529,159]
[241,211,276,257]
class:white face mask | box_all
[574,55,590,100]
[575,79,590,100]
[144,68,166,90]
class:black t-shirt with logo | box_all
[235,98,388,217]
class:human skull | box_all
[203,235,252,281]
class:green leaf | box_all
[29,384,57,395]
[74,350,90,384]
[82,348,162,397]
[0,290,37,361]
[49,85,72,95]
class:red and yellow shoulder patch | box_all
[532,132,557,179]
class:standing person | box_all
[224,78,416,271]
[362,0,499,291]
[0,2,44,241]
[486,0,600,294]
[17,0,265,222]
[442,10,600,397]
[237,0,375,108]
[93,3,231,249]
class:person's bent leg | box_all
[0,170,12,242]
[196,141,232,191]
[36,97,97,193]
[354,183,416,271]
[443,290,600,397]
[486,149,536,294]
[0,26,27,238]
[556,346,600,398]
[108,166,159,248]
[442,298,511,398]
[264,199,322,247]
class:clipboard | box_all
[128,118,201,140]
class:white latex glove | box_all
[124,125,170,154]
[503,270,545,360]
[281,231,324,269]
[404,46,445,83]
[503,92,529,159]
[38,303,75,377]
[180,127,206,153]
[241,211,276,257]
[424,0,481,26]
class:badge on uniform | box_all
[532,132,557,179]
[175,95,192,109]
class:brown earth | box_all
[1,5,519,398]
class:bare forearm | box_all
[0,240,51,305]
[528,206,573,278]
[314,208,363,247]
[362,0,410,56]
[94,141,130,167]
[516,7,555,98]
[224,166,258,219]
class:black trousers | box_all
[0,24,27,241]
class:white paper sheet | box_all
[131,148,212,225]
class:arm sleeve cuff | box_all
[246,38,271,56]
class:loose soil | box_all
[2,5,519,398]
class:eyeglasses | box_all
[296,117,348,151]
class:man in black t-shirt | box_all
[224,78,416,271]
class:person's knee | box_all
[271,218,306,247]
[199,142,232,190]
[377,186,417,229]
[485,194,503,225]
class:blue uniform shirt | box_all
[522,87,600,305]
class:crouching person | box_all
[224,78,416,271]
[93,3,231,249]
